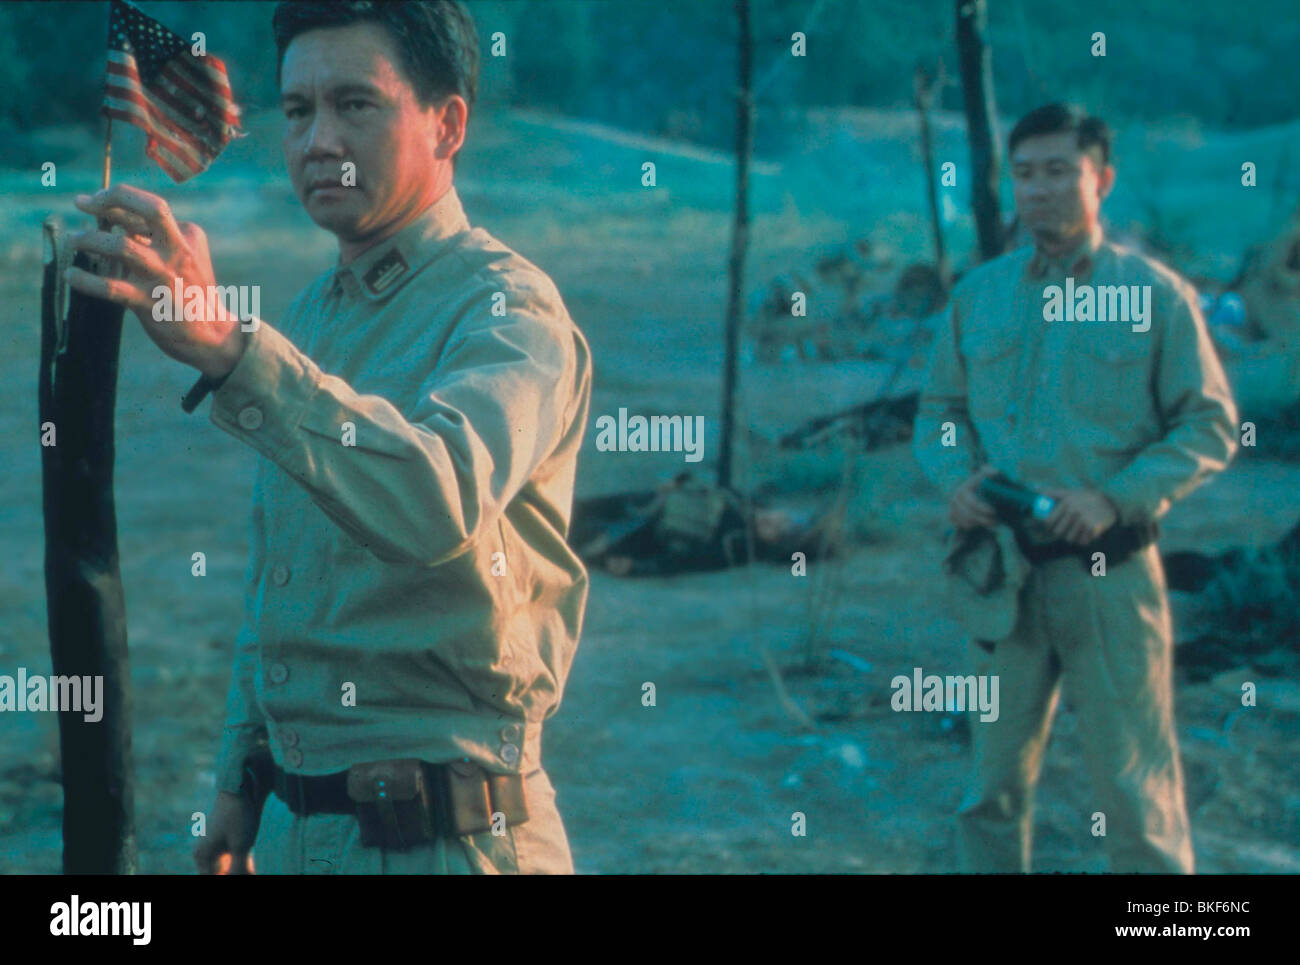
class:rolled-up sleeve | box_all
[209,281,582,567]
[1100,279,1238,524]
[913,296,982,496]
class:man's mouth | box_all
[307,179,351,194]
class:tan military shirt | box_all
[208,186,593,793]
[914,227,1237,524]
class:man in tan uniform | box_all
[913,104,1237,873]
[67,1,591,874]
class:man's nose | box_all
[304,109,346,157]
[1021,177,1050,199]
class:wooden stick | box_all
[94,117,114,276]
[102,116,113,191]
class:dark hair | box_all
[1009,103,1112,167]
[273,1,479,168]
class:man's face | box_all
[280,23,458,249]
[1010,130,1114,244]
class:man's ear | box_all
[434,94,468,163]
[1096,162,1116,201]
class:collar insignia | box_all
[363,248,410,295]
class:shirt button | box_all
[285,747,304,769]
[499,742,520,766]
[499,724,523,743]
[271,565,290,586]
[238,406,264,430]
[268,662,289,685]
[281,727,299,747]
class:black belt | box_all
[263,757,539,822]
[1013,520,1158,567]
[273,764,357,816]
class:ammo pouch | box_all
[346,758,530,850]
[347,759,438,850]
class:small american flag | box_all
[102,0,243,182]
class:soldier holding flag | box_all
[62,0,592,875]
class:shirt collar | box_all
[1025,223,1104,281]
[329,186,471,301]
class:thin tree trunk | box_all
[956,0,1005,261]
[718,0,753,491]
[915,64,950,285]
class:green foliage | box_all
[4,0,1298,143]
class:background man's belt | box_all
[243,749,530,847]
[1014,520,1158,567]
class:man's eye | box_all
[285,106,308,120]
[342,99,373,112]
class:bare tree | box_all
[718,0,754,491]
[956,0,1005,261]
[914,61,951,285]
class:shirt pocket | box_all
[960,325,1020,422]
[1066,329,1153,431]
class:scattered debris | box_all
[892,263,948,318]
[1165,519,1300,593]
[827,649,873,674]
[570,473,836,577]
[748,238,945,365]
[1234,207,1300,343]
[779,392,918,451]
[1168,519,1300,681]
[832,742,867,770]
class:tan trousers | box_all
[956,544,1195,873]
[252,767,574,874]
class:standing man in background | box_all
[912,103,1237,873]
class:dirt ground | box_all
[1,108,1297,873]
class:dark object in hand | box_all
[977,472,1057,525]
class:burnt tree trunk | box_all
[719,0,754,491]
[956,0,1005,261]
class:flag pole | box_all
[102,116,112,191]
